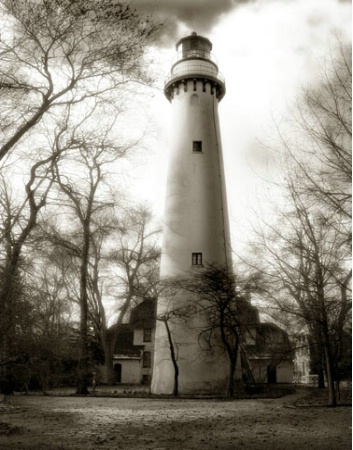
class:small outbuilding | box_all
[111,298,156,385]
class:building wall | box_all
[158,80,231,279]
[153,315,235,394]
[133,328,154,349]
[276,361,294,383]
[250,360,268,384]
[134,328,154,383]
[249,359,293,384]
[152,78,235,395]
[113,359,141,384]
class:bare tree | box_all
[0,0,158,161]
[248,41,352,406]
[155,283,197,397]
[0,153,59,393]
[50,121,132,394]
[95,208,160,383]
[278,43,351,229]
[24,261,76,393]
[250,182,351,406]
[165,265,257,398]
[41,206,160,386]
[0,0,158,394]
[156,314,179,396]
[0,206,76,394]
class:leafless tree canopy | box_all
[0,0,158,161]
[248,43,352,406]
[0,0,159,394]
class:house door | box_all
[267,365,277,384]
[114,363,122,383]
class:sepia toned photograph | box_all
[0,0,351,449]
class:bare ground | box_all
[0,388,351,450]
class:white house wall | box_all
[114,359,142,384]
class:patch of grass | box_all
[294,388,352,407]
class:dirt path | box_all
[0,392,351,450]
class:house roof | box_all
[109,299,156,356]
[245,322,293,360]
[130,298,156,328]
[112,324,142,356]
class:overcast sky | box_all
[128,0,351,254]
[133,0,249,46]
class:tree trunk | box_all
[226,360,236,398]
[322,324,337,407]
[76,225,90,395]
[0,247,23,394]
[318,366,325,389]
[162,319,179,397]
[101,342,115,384]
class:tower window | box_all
[192,252,203,266]
[190,94,199,105]
[193,141,202,152]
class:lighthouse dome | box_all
[176,32,213,59]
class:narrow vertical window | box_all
[143,328,152,343]
[143,351,151,368]
[193,141,202,152]
[192,252,203,266]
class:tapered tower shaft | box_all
[152,33,232,394]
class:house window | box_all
[143,328,152,343]
[143,351,151,368]
[192,252,202,266]
[142,374,151,384]
[193,141,202,152]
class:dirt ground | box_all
[0,388,351,450]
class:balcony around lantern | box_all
[165,60,225,88]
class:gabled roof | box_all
[245,322,293,360]
[112,324,137,355]
[130,298,156,328]
[109,298,156,356]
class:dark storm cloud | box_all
[132,0,251,46]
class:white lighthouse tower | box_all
[151,32,232,394]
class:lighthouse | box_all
[151,32,232,394]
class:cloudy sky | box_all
[129,0,351,253]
